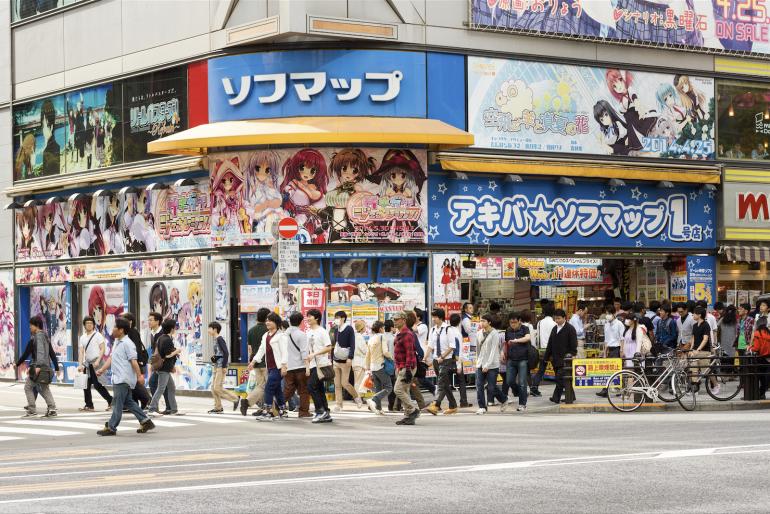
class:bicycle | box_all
[679,344,742,404]
[606,351,689,412]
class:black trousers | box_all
[551,366,567,402]
[132,366,151,409]
[307,370,329,413]
[456,365,469,405]
[434,358,457,409]
[84,363,112,408]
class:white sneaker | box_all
[475,408,486,415]
[354,398,364,409]
[500,402,509,413]
[711,385,721,396]
[507,398,514,404]
[366,399,378,413]
[332,405,342,413]
[516,405,527,412]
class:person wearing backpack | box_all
[147,319,181,416]
[449,313,470,407]
[283,313,311,418]
[426,308,457,415]
[122,313,151,411]
[656,305,679,351]
[77,315,112,411]
[331,311,362,411]
[16,316,59,418]
[208,321,241,414]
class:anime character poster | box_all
[80,283,125,358]
[0,272,15,379]
[471,0,770,57]
[432,253,462,314]
[14,180,210,263]
[139,279,204,390]
[30,286,71,361]
[12,95,67,180]
[330,282,425,316]
[209,147,428,247]
[469,57,715,159]
[64,83,122,173]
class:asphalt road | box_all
[0,382,768,513]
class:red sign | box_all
[737,193,769,221]
[278,217,299,239]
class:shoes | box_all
[426,403,440,416]
[529,388,542,397]
[298,412,314,418]
[460,403,472,408]
[711,385,721,396]
[366,399,378,414]
[168,411,183,416]
[240,400,249,416]
[97,426,117,436]
[319,411,333,423]
[500,402,509,413]
[252,408,265,417]
[516,405,527,412]
[79,406,94,412]
[148,409,164,417]
[596,389,608,397]
[161,410,172,415]
[311,411,324,423]
[332,406,342,413]
[233,398,241,412]
[278,409,289,419]
[507,398,515,404]
[475,408,486,415]
[354,398,364,409]
[105,404,112,411]
[136,419,155,433]
[43,410,57,418]
[395,416,415,425]
[443,408,458,415]
[208,409,224,414]
[256,413,275,422]
[21,411,38,418]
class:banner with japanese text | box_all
[471,1,770,57]
[468,56,715,159]
[428,173,716,250]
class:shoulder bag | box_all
[149,342,164,371]
[527,344,540,370]
[82,333,97,365]
[314,350,334,381]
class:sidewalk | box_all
[6,380,770,415]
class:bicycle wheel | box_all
[607,370,645,412]
[656,371,682,403]
[673,370,697,411]
[706,366,742,401]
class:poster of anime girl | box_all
[432,253,462,315]
[242,150,283,245]
[324,148,377,243]
[64,83,122,174]
[15,207,41,261]
[81,283,125,357]
[0,273,15,379]
[12,95,66,180]
[280,149,329,244]
[369,149,427,243]
[210,156,248,246]
[123,189,157,253]
[30,285,71,361]
[36,202,69,260]
[139,279,204,390]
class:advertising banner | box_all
[123,66,187,162]
[139,278,204,390]
[207,50,426,122]
[519,258,606,284]
[30,286,71,362]
[210,148,427,247]
[471,0,770,57]
[428,174,716,249]
[670,271,688,302]
[15,180,210,262]
[687,255,717,307]
[722,182,770,237]
[573,358,623,388]
[240,285,279,313]
[433,253,463,314]
[0,272,14,380]
[80,283,126,358]
[718,81,770,161]
[468,56,715,159]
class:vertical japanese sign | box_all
[687,255,717,307]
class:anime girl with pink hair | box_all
[211,156,248,244]
[280,149,329,243]
[243,151,283,242]
[88,285,123,353]
[605,69,658,152]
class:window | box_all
[12,0,93,23]
[717,80,770,162]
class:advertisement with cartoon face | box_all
[469,57,715,160]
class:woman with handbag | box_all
[77,316,112,411]
[353,320,369,394]
[305,309,334,423]
[331,311,363,411]
[365,321,393,415]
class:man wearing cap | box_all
[392,310,420,425]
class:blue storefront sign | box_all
[208,50,427,122]
[428,174,716,250]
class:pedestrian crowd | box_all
[11,296,770,432]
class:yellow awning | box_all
[437,154,721,184]
[148,117,474,155]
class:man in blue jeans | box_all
[254,313,288,421]
[96,318,155,436]
[146,312,170,411]
[504,312,531,412]
[475,314,507,414]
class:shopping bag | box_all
[363,373,374,391]
[73,372,88,390]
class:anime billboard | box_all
[15,180,210,263]
[12,95,67,180]
[0,272,14,380]
[80,283,125,358]
[468,57,715,159]
[471,0,770,57]
[29,286,71,362]
[209,147,427,246]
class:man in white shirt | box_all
[460,302,475,341]
[569,302,587,358]
[304,309,334,423]
[426,308,451,415]
[530,303,556,397]
[596,306,625,398]
[77,316,112,411]
[414,308,429,355]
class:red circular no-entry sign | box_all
[278,217,299,239]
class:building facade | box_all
[1,0,769,387]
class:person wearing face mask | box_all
[596,307,626,398]
[545,309,577,404]
[621,314,647,367]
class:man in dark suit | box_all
[544,308,578,404]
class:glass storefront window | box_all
[12,0,91,23]
[717,80,770,161]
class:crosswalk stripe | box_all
[0,406,19,412]
[0,436,23,441]
[5,420,103,430]
[175,415,245,424]
[0,426,81,437]
[122,419,194,428]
